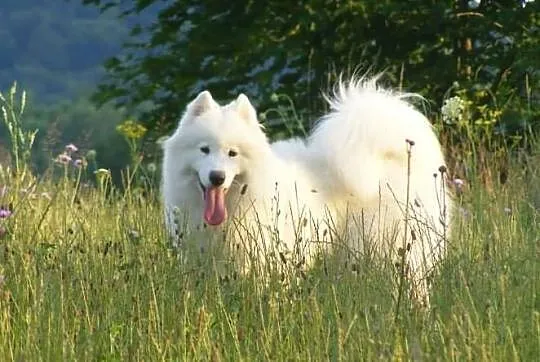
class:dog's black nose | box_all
[209,170,226,186]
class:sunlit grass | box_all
[0,147,537,360]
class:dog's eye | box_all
[200,146,210,154]
[228,150,238,157]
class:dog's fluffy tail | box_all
[309,76,452,303]
[308,75,449,218]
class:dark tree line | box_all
[83,0,539,139]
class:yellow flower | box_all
[94,168,111,182]
[116,120,147,140]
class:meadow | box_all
[0,87,538,361]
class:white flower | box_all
[146,162,157,173]
[468,0,481,9]
[453,178,465,189]
[55,153,72,165]
[73,159,87,168]
[94,168,111,182]
[441,96,466,124]
[65,143,78,153]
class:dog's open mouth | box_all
[199,181,228,226]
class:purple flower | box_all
[0,207,11,219]
[65,143,78,153]
[453,178,464,188]
[55,153,72,165]
[452,178,465,193]
[73,159,85,168]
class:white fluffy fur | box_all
[162,77,452,301]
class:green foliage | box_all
[116,119,147,165]
[0,85,155,186]
[0,83,37,181]
[19,96,133,181]
[83,0,539,139]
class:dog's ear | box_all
[235,94,258,125]
[185,91,218,119]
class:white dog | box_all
[162,76,452,301]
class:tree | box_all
[83,0,539,138]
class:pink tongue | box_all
[203,187,227,225]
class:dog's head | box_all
[166,90,268,226]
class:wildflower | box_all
[94,168,111,183]
[453,178,464,187]
[65,143,78,153]
[441,96,466,124]
[146,162,157,173]
[55,153,72,165]
[94,168,111,177]
[73,158,87,168]
[116,119,147,140]
[503,207,512,215]
[270,93,279,103]
[453,178,465,193]
[94,168,110,175]
[0,206,12,219]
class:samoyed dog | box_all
[162,76,451,301]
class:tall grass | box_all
[0,86,538,360]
